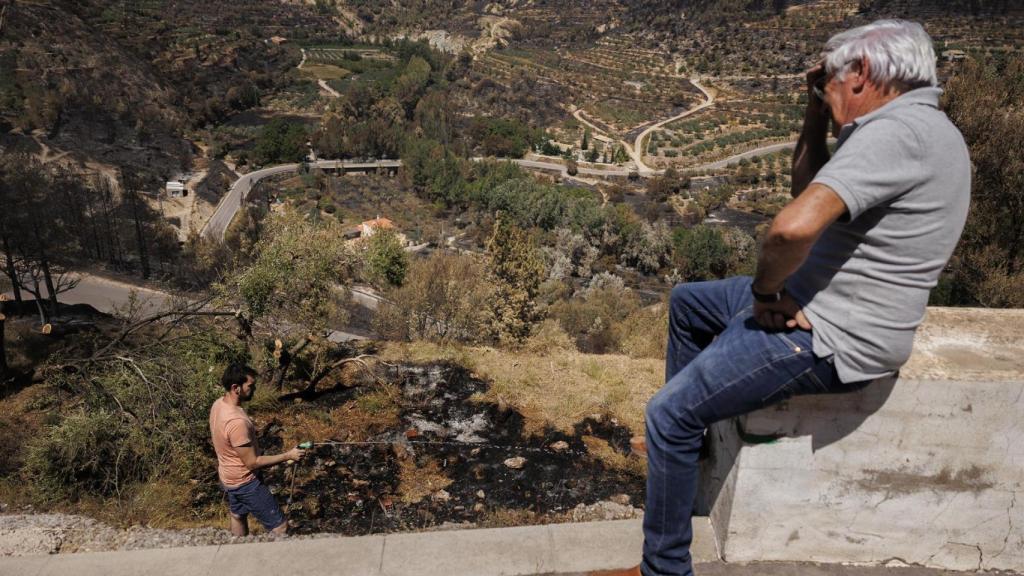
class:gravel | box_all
[0,496,642,557]
[0,510,319,556]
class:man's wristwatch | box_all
[751,284,785,303]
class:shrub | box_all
[549,273,641,354]
[375,252,491,343]
[671,225,732,282]
[616,302,669,359]
[22,333,234,502]
[24,409,145,501]
[364,229,409,288]
[522,319,577,356]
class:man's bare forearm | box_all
[238,450,295,471]
[753,233,815,294]
[253,453,292,469]
[791,110,831,197]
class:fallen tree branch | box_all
[303,353,378,395]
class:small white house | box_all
[165,181,187,198]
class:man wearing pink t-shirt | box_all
[209,363,306,536]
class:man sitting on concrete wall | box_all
[596,19,971,576]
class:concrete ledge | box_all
[0,518,717,576]
[702,308,1024,572]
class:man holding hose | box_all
[210,363,306,536]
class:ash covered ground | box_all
[258,363,646,535]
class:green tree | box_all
[254,119,308,165]
[672,225,732,281]
[394,56,432,116]
[227,209,354,331]
[364,229,408,288]
[469,116,541,158]
[414,90,453,146]
[401,137,468,206]
[612,145,629,164]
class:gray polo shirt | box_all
[787,87,971,383]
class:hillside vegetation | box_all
[0,0,337,179]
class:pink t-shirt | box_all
[209,397,257,488]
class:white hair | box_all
[824,19,938,90]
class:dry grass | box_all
[396,457,453,504]
[75,480,217,529]
[299,62,351,80]
[476,506,567,528]
[582,435,645,477]
[279,383,402,446]
[379,342,662,437]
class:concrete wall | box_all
[700,308,1024,572]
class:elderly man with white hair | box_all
[594,20,971,576]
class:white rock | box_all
[503,456,527,469]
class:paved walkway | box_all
[0,518,972,576]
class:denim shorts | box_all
[224,477,286,531]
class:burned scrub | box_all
[262,363,644,535]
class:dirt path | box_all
[299,48,341,98]
[571,109,614,144]
[570,78,717,176]
[32,137,70,165]
[627,78,716,175]
[317,79,341,98]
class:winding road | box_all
[201,161,402,240]
[201,140,811,241]
[570,78,717,176]
[200,55,792,240]
[628,78,716,174]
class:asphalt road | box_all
[201,161,402,240]
[4,274,171,319]
[200,129,802,239]
[200,158,632,242]
[5,273,369,342]
[203,164,297,240]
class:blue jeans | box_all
[642,277,868,576]
[224,476,286,531]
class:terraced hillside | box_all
[0,0,338,181]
